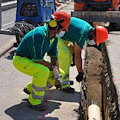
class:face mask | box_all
[87,39,96,45]
[56,31,65,38]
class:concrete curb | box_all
[102,42,120,120]
[2,1,17,11]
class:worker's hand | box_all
[55,74,63,90]
[76,72,83,82]
[51,66,63,90]
[52,66,59,79]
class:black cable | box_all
[9,19,40,37]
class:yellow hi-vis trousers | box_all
[12,54,65,105]
[57,38,72,88]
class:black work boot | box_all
[23,87,30,95]
[62,87,75,93]
[27,101,46,111]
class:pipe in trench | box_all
[88,100,101,120]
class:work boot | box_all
[62,87,75,93]
[23,87,30,95]
[27,101,46,111]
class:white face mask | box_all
[56,31,65,38]
[87,39,96,45]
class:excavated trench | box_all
[78,43,120,120]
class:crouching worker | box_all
[12,11,71,111]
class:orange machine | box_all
[74,0,119,11]
[72,0,120,25]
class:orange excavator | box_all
[74,0,119,11]
[71,0,120,29]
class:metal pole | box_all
[0,0,2,29]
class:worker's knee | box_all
[38,65,50,75]
[34,66,50,81]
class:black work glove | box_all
[76,72,83,82]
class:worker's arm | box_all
[70,42,74,54]
[74,42,83,82]
[51,57,60,72]
[34,60,52,70]
[74,42,83,73]
[34,57,59,71]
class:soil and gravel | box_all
[86,46,103,110]
[79,43,119,120]
[80,45,103,120]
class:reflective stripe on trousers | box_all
[26,81,54,93]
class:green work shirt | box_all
[62,17,93,49]
[16,24,58,61]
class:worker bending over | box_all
[57,17,108,93]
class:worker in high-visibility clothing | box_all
[57,17,108,93]
[12,11,71,111]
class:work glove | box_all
[52,66,59,79]
[76,72,83,82]
[52,66,63,90]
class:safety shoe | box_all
[27,101,46,111]
[62,87,75,93]
[23,87,30,95]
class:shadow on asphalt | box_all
[5,49,16,60]
[45,89,80,103]
[5,100,60,120]
[5,89,80,120]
